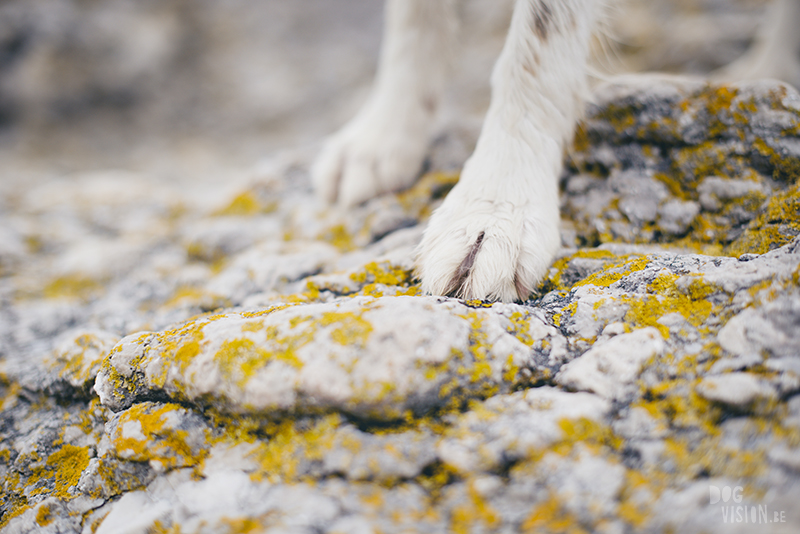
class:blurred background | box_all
[0,0,774,188]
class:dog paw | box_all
[415,147,562,302]
[312,98,433,208]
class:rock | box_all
[437,387,610,472]
[535,447,627,521]
[564,79,800,254]
[718,295,800,360]
[205,241,340,305]
[696,373,777,408]
[556,328,665,401]
[769,446,800,474]
[3,70,800,534]
[104,402,211,473]
[657,199,701,235]
[42,329,120,397]
[697,176,769,212]
[322,425,438,481]
[93,296,535,419]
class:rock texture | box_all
[1,77,799,533]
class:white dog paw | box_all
[415,170,561,303]
[312,99,433,208]
[415,200,560,302]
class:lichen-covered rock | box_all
[696,372,778,408]
[2,77,800,533]
[437,387,611,473]
[41,330,120,398]
[564,79,800,255]
[556,327,665,401]
[94,296,535,419]
[104,402,211,473]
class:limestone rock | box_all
[696,373,777,408]
[437,387,611,472]
[94,296,535,419]
[564,79,800,254]
[2,75,800,533]
[556,328,665,401]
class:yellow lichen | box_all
[89,511,112,533]
[47,333,112,386]
[249,415,341,483]
[143,320,209,389]
[163,286,230,311]
[42,275,102,301]
[219,516,271,533]
[623,273,717,338]
[616,470,661,529]
[520,494,588,534]
[454,312,500,397]
[502,354,521,383]
[752,138,800,182]
[27,444,91,499]
[283,280,324,304]
[213,191,277,217]
[505,312,535,347]
[635,379,722,436]
[35,504,53,527]
[662,435,766,480]
[319,311,373,347]
[571,122,591,153]
[0,496,30,530]
[111,403,208,470]
[555,417,623,455]
[397,171,460,219]
[338,261,423,298]
[726,182,800,256]
[415,462,459,502]
[449,479,501,534]
[240,304,295,319]
[546,249,624,292]
[577,256,650,289]
[349,261,421,298]
[553,301,578,328]
[214,337,302,389]
[147,519,184,534]
[596,101,637,134]
[654,172,690,201]
[318,224,355,252]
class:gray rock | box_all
[697,176,769,212]
[3,68,800,534]
[718,295,800,360]
[696,372,778,408]
[437,387,610,472]
[658,199,701,235]
[556,328,665,401]
[93,296,535,419]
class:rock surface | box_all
[2,1,800,532]
[1,77,799,534]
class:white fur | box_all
[313,0,799,302]
[714,0,800,89]
[312,0,456,207]
[418,0,595,301]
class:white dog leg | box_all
[416,0,597,302]
[715,0,800,89]
[312,0,456,207]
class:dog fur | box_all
[313,0,799,302]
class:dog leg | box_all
[714,0,800,89]
[416,0,597,302]
[312,0,456,207]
